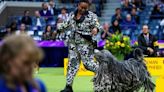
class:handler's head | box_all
[78,0,89,14]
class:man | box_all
[138,25,159,57]
[39,2,52,17]
[121,0,133,13]
[48,0,56,15]
[131,8,140,24]
[101,22,112,40]
[88,0,96,13]
[33,10,46,31]
[21,10,32,26]
[111,8,124,23]
[122,14,137,30]
[58,0,100,92]
[132,0,146,11]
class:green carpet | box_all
[35,68,157,92]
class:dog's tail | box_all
[133,48,144,61]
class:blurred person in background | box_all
[122,14,137,30]
[48,0,56,15]
[0,34,46,92]
[110,19,121,34]
[33,11,46,31]
[58,7,69,22]
[101,22,112,40]
[40,2,52,20]
[111,8,124,23]
[138,25,160,57]
[4,26,12,36]
[151,4,164,19]
[160,18,164,26]
[132,0,146,11]
[88,0,96,13]
[15,23,27,35]
[42,25,56,40]
[0,26,12,40]
[131,8,140,24]
[21,10,32,26]
[121,0,133,13]
[161,50,164,56]
[10,20,18,32]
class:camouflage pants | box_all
[66,42,98,86]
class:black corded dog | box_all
[93,48,155,92]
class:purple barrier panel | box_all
[158,40,164,43]
[98,40,106,47]
[37,41,65,47]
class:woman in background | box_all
[0,34,46,92]
[42,25,56,40]
[110,19,121,34]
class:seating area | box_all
[110,0,164,40]
[0,0,106,41]
[0,0,163,41]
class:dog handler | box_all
[57,0,101,91]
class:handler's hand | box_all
[92,28,98,36]
[147,47,154,54]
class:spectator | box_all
[122,14,137,30]
[0,26,12,40]
[121,0,133,13]
[42,25,56,40]
[160,18,164,26]
[15,23,27,35]
[58,7,69,21]
[10,20,17,32]
[21,10,32,26]
[4,26,12,36]
[48,0,56,15]
[110,20,121,34]
[138,25,159,57]
[88,0,96,13]
[33,11,46,31]
[101,22,112,40]
[111,8,124,23]
[132,0,146,11]
[161,50,164,56]
[151,4,164,19]
[40,2,52,18]
[131,8,140,24]
[0,34,46,92]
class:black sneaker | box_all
[60,85,73,92]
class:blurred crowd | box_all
[1,0,163,41]
[0,0,106,41]
[100,0,164,57]
[101,0,164,40]
[0,0,164,56]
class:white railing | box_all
[0,1,7,14]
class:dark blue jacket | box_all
[0,76,46,92]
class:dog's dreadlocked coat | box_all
[93,49,155,92]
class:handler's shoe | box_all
[60,85,73,92]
